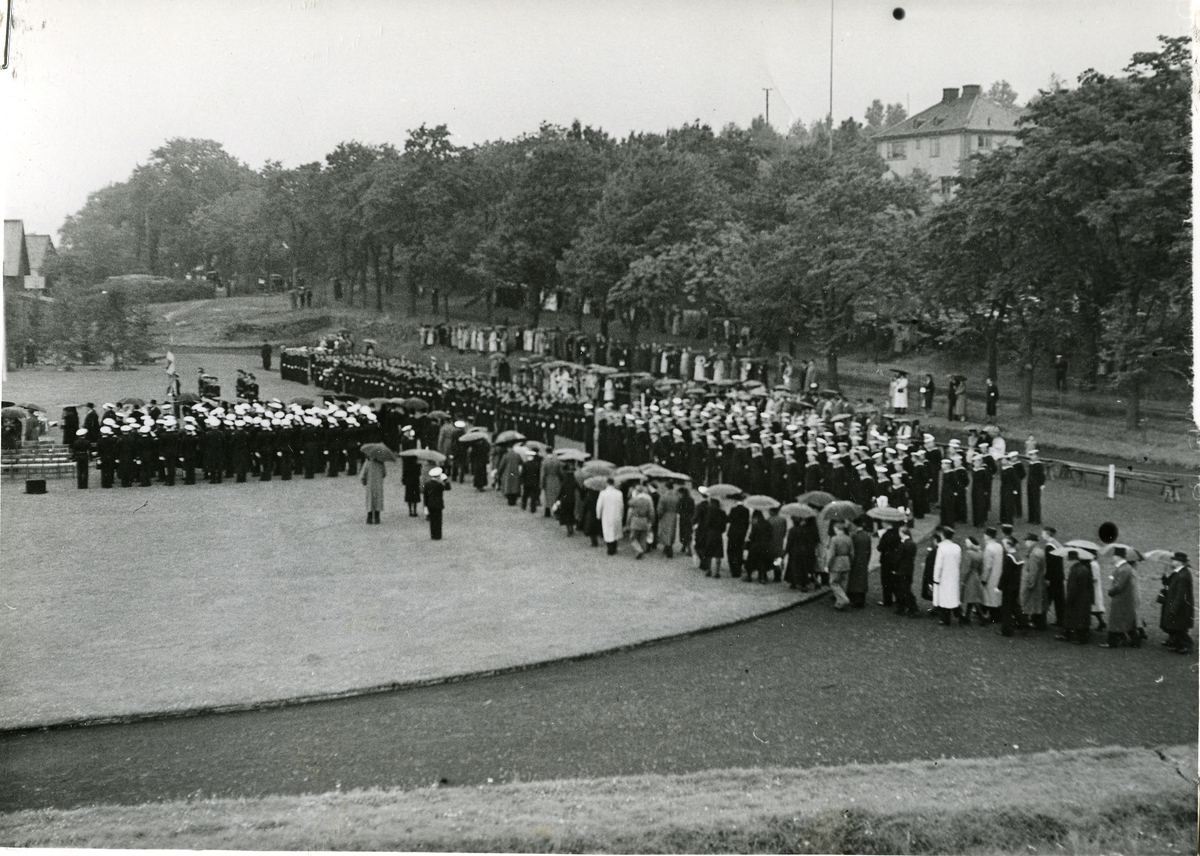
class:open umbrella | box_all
[1,406,30,420]
[796,491,836,509]
[867,506,909,522]
[290,396,316,408]
[495,430,525,445]
[583,475,609,492]
[1052,546,1096,562]
[1099,543,1146,562]
[1143,549,1179,564]
[359,442,397,463]
[458,429,492,444]
[1065,538,1101,553]
[640,463,677,479]
[401,398,429,411]
[175,392,201,405]
[1,401,13,408]
[553,448,590,462]
[399,448,447,464]
[744,495,781,512]
[520,440,551,454]
[830,413,852,423]
[780,502,818,519]
[426,410,451,420]
[704,483,744,500]
[120,397,145,408]
[578,460,616,479]
[332,393,359,402]
[614,471,645,486]
[19,403,45,412]
[614,465,645,477]
[822,500,864,522]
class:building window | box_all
[914,138,921,151]
[929,136,940,157]
[978,134,991,149]
[940,177,954,195]
[886,140,907,160]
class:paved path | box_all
[2,589,1194,811]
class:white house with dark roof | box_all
[874,84,1024,198]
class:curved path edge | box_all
[2,587,831,735]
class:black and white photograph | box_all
[1,0,1196,851]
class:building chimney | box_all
[942,87,959,104]
[961,84,982,98]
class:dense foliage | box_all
[45,43,1189,414]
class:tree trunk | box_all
[1124,374,1141,431]
[826,347,839,391]
[527,286,543,330]
[370,245,384,313]
[1019,360,1034,416]
[599,298,609,339]
[444,292,451,324]
[985,323,999,385]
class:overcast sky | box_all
[1,0,1190,237]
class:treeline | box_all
[49,39,1189,423]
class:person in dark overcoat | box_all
[71,428,91,489]
[876,522,902,607]
[676,486,695,556]
[893,525,920,616]
[1159,554,1194,653]
[422,467,450,539]
[998,537,1026,636]
[725,499,750,579]
[697,493,727,578]
[61,406,80,447]
[1058,552,1095,644]
[1025,451,1045,524]
[1101,548,1139,648]
[744,510,774,584]
[785,516,819,591]
[202,423,225,483]
[97,426,118,488]
[402,452,422,517]
[847,519,872,607]
[557,467,577,535]
[82,404,101,444]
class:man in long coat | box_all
[1058,551,1094,644]
[497,445,523,506]
[981,528,1005,620]
[655,485,680,558]
[361,456,386,524]
[1159,553,1194,653]
[1021,533,1048,630]
[1101,547,1139,648]
[932,527,962,625]
[596,479,625,555]
[1025,450,1045,525]
[540,453,565,519]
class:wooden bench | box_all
[1050,459,1183,502]
[1,453,75,479]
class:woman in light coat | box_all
[596,479,625,556]
[655,484,679,558]
[960,536,988,625]
[361,457,386,524]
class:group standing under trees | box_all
[42,38,1188,413]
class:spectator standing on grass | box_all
[985,378,999,418]
[1101,547,1139,648]
[932,527,963,625]
[1058,551,1094,644]
[626,485,655,559]
[557,465,577,536]
[82,404,100,443]
[998,536,1026,636]
[767,506,788,582]
[893,524,919,616]
[1054,354,1068,392]
[848,518,872,607]
[61,406,79,446]
[1159,553,1194,654]
[361,454,386,524]
[423,467,449,540]
[677,486,695,557]
[960,536,988,625]
[876,521,901,607]
[744,509,774,583]
[1021,533,1048,631]
[785,515,819,591]
[521,449,542,513]
[540,452,564,520]
[497,444,523,506]
[656,484,679,558]
[920,373,935,414]
[1026,450,1045,524]
[1090,555,1108,632]
[982,528,1005,622]
[826,521,854,610]
[597,478,625,556]
[261,342,272,371]
[726,498,750,579]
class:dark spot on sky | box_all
[893,7,905,20]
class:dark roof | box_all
[4,220,30,279]
[875,86,1024,140]
[26,234,55,274]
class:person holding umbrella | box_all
[744,509,774,583]
[497,442,523,506]
[557,463,578,536]
[825,521,855,610]
[360,444,390,524]
[1058,549,1095,644]
[423,467,450,540]
[784,510,819,591]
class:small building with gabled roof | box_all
[874,84,1024,198]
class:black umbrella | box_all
[399,448,446,464]
[175,392,201,405]
[120,397,145,407]
[401,398,429,411]
[796,491,836,509]
[495,430,525,445]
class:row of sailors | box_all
[590,399,1045,525]
[69,400,392,488]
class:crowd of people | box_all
[25,347,1193,654]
